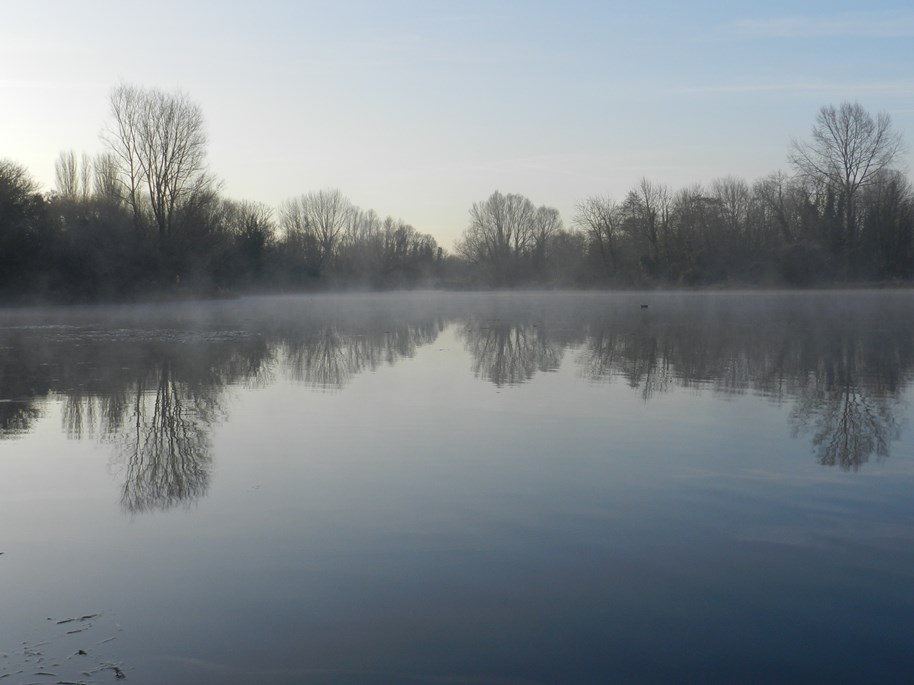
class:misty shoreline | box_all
[1,282,912,311]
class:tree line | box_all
[1,88,911,301]
[459,103,910,286]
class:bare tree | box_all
[789,102,905,272]
[79,153,92,202]
[103,84,211,240]
[103,84,145,229]
[226,200,274,242]
[531,205,562,269]
[505,192,537,256]
[459,190,539,282]
[623,178,671,276]
[575,196,622,275]
[56,151,94,202]
[93,152,122,204]
[753,171,796,243]
[711,176,752,236]
[54,150,79,199]
[280,189,353,268]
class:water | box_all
[1,291,913,684]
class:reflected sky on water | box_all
[1,292,913,683]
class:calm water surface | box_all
[1,291,913,684]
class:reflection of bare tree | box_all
[1,298,445,512]
[62,391,129,439]
[116,361,217,513]
[2,293,914,480]
[791,384,899,471]
[789,334,903,471]
[285,330,358,389]
[578,297,914,469]
[282,321,442,389]
[615,331,673,401]
[57,338,272,513]
[462,321,562,386]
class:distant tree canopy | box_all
[0,95,911,301]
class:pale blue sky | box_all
[2,0,912,248]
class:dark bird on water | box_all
[640,304,648,309]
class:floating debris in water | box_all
[2,614,126,683]
[55,615,98,626]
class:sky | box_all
[2,0,913,250]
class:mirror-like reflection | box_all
[461,317,564,386]
[283,320,442,389]
[37,335,272,512]
[1,292,913,514]
[788,332,904,471]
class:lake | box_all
[1,291,913,684]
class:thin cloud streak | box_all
[673,82,914,96]
[730,11,914,38]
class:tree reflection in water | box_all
[283,320,443,389]
[461,319,562,386]
[117,362,215,513]
[574,296,913,471]
[791,381,899,471]
[0,307,445,512]
[456,294,913,471]
[57,338,271,513]
[787,323,906,471]
[1,293,913,512]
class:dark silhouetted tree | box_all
[789,102,905,276]
[575,196,622,278]
[0,160,51,294]
[103,84,212,243]
[281,189,353,275]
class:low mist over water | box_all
[2,291,914,683]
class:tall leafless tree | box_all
[55,150,94,202]
[789,102,905,273]
[459,190,545,282]
[54,150,79,199]
[280,188,353,268]
[103,84,145,229]
[93,152,122,204]
[575,196,622,275]
[623,178,671,276]
[103,84,211,240]
[531,205,562,268]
